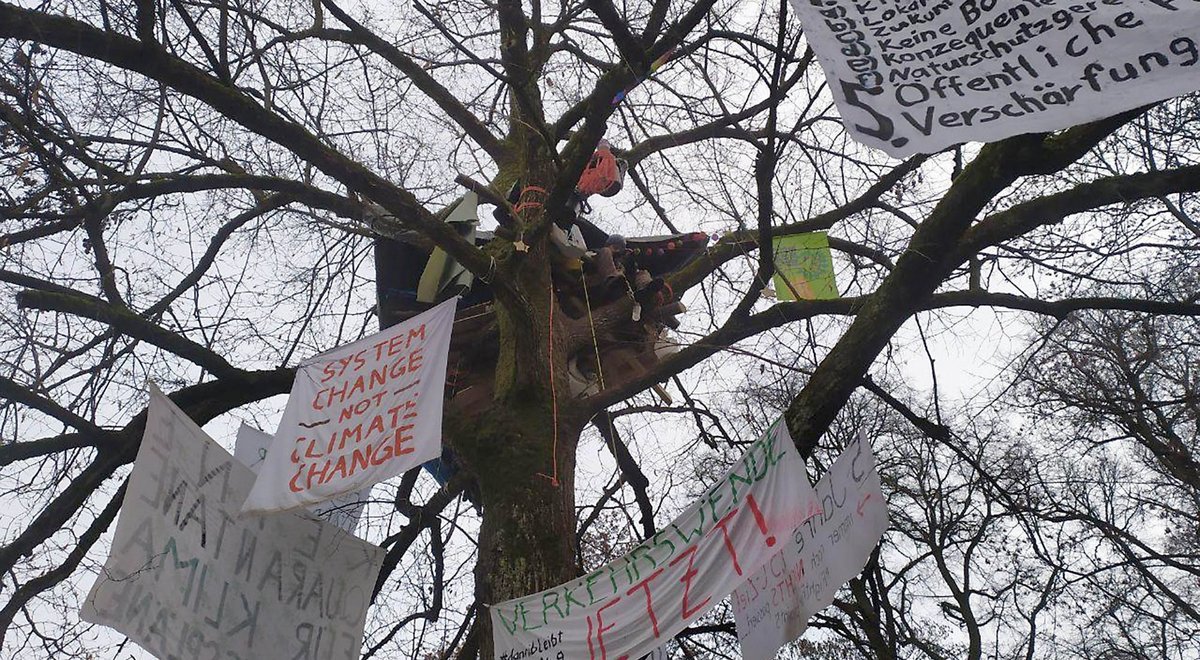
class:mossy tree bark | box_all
[377,132,591,657]
[452,249,587,660]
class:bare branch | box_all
[0,3,496,289]
[0,370,294,580]
[317,0,505,162]
[0,481,126,643]
[16,289,240,379]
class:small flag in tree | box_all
[772,231,838,301]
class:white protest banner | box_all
[490,419,820,660]
[732,433,888,660]
[82,387,384,660]
[790,0,1200,156]
[242,297,456,515]
[235,423,369,533]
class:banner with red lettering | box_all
[235,424,370,533]
[732,433,888,660]
[242,298,456,515]
[490,419,819,660]
[791,0,1200,156]
[82,386,383,660]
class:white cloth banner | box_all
[242,297,456,515]
[491,419,819,660]
[235,423,369,533]
[790,0,1200,156]
[732,433,888,660]
[82,387,384,660]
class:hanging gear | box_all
[417,192,478,304]
[576,140,628,198]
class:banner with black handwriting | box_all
[82,386,383,660]
[791,0,1200,155]
[235,423,369,533]
[732,433,888,660]
[490,419,819,660]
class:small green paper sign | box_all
[771,231,838,301]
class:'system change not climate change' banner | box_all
[491,420,820,660]
[242,297,456,516]
[732,433,889,660]
[791,0,1200,156]
[82,387,384,660]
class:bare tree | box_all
[1,0,1199,657]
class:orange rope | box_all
[513,185,548,214]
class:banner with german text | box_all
[490,419,819,660]
[792,0,1200,155]
[82,386,383,660]
[732,433,888,660]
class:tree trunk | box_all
[375,160,586,659]
[449,401,582,659]
[454,245,587,659]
